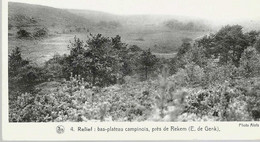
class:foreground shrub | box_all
[184,79,260,121]
[9,74,157,122]
[236,80,260,120]
[239,47,260,78]
[171,62,205,87]
[9,47,46,102]
[203,60,239,85]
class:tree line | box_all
[9,25,260,101]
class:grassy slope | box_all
[8,2,94,30]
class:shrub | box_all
[16,29,32,39]
[33,28,48,38]
[184,84,243,121]
[172,62,205,87]
[239,47,260,78]
[9,73,157,122]
[203,60,239,85]
[44,54,68,79]
[183,79,260,121]
[236,80,260,120]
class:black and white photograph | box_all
[5,0,260,123]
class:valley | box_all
[8,2,209,65]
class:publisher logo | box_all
[56,125,65,134]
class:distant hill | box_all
[9,2,212,32]
[68,9,121,23]
[68,9,211,30]
[8,2,94,32]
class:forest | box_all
[9,25,260,122]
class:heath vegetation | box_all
[9,24,260,122]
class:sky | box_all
[8,0,260,23]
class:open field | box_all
[8,28,207,65]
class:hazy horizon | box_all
[8,0,260,26]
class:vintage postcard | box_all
[1,0,260,141]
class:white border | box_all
[2,122,260,140]
[1,0,260,141]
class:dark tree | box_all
[138,48,159,80]
[9,47,29,76]
[9,47,45,101]
[197,25,259,67]
[64,34,126,86]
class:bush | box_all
[184,83,249,121]
[33,28,48,38]
[236,80,260,120]
[172,62,205,87]
[44,54,68,79]
[183,79,260,121]
[16,29,32,39]
[203,60,239,85]
[9,74,157,122]
[239,47,260,78]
